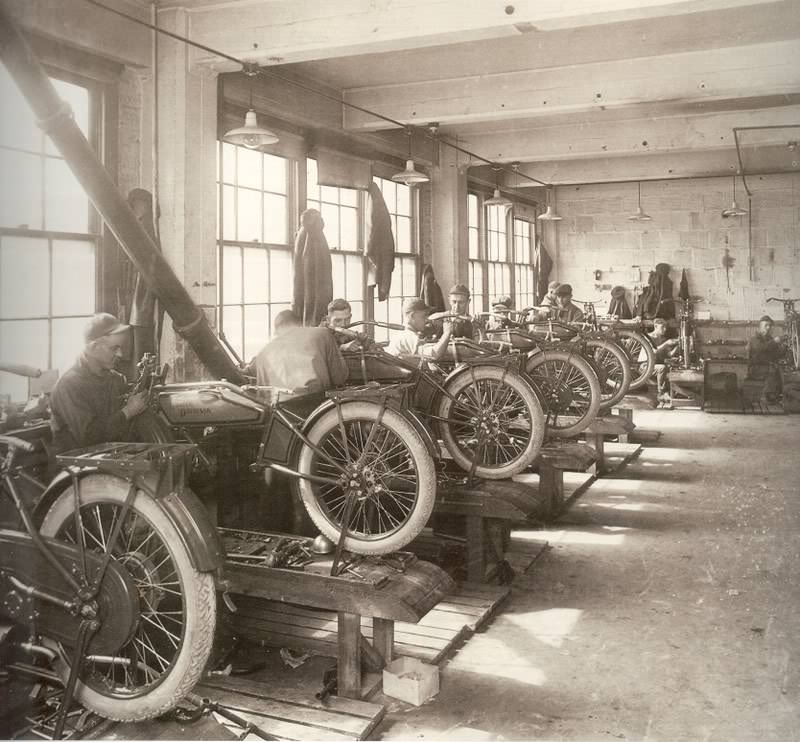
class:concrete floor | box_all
[378,410,800,741]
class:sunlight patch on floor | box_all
[503,607,583,648]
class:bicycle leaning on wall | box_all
[766,296,800,371]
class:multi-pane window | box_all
[218,142,291,359]
[371,176,417,343]
[513,218,535,310]
[0,64,97,402]
[467,194,485,314]
[486,204,511,307]
[306,159,364,323]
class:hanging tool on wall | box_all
[722,248,735,293]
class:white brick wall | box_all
[552,174,800,320]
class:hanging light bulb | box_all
[722,174,748,217]
[392,128,429,185]
[537,186,562,221]
[627,181,652,221]
[223,63,279,149]
[484,164,512,208]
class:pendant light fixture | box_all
[537,186,563,221]
[627,181,652,222]
[223,63,279,149]
[722,174,748,217]
[392,128,429,185]
[484,165,512,208]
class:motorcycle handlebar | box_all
[767,297,799,303]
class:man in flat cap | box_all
[487,295,514,331]
[441,283,482,341]
[50,313,149,453]
[387,298,453,360]
[553,284,585,324]
[747,315,785,402]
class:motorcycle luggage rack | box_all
[56,443,197,494]
[326,380,414,402]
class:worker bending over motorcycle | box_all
[386,298,453,360]
[247,310,348,394]
[50,313,148,453]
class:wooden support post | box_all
[337,612,361,699]
[617,408,633,443]
[590,434,606,476]
[373,618,394,665]
[464,514,485,583]
[538,460,564,516]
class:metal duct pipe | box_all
[0,1,245,384]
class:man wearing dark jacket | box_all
[747,315,784,402]
[50,314,148,453]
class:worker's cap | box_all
[610,286,626,299]
[403,298,434,315]
[84,313,129,344]
[555,283,573,297]
[448,283,470,298]
[547,281,561,292]
[492,295,513,310]
[759,315,774,323]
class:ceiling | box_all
[167,0,800,186]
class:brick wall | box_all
[553,173,800,320]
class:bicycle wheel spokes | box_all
[56,502,186,697]
[311,418,419,539]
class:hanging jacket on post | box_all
[678,269,690,301]
[636,271,659,318]
[607,286,632,319]
[365,181,395,301]
[533,237,554,305]
[292,209,333,327]
[419,263,445,312]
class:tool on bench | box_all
[164,694,279,741]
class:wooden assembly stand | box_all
[221,529,453,700]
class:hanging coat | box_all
[533,237,554,305]
[292,209,333,327]
[126,188,164,367]
[365,181,395,301]
[419,263,445,312]
[654,273,675,319]
[678,269,690,301]
[607,286,632,319]
[635,271,659,318]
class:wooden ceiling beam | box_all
[341,40,800,131]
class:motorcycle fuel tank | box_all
[156,382,267,426]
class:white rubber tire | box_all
[297,402,436,554]
[40,474,216,722]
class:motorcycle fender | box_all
[444,358,535,393]
[32,469,222,573]
[285,397,440,466]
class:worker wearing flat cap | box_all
[435,283,482,341]
[747,315,785,402]
[487,295,514,331]
[50,313,149,453]
[553,284,585,324]
[386,298,453,360]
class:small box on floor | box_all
[383,657,439,706]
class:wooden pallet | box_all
[231,582,509,668]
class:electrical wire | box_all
[82,0,548,188]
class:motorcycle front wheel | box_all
[615,329,655,391]
[39,474,216,722]
[296,402,436,554]
[585,338,632,409]
[437,365,545,479]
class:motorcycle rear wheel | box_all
[525,348,601,438]
[297,402,436,554]
[615,329,655,391]
[585,338,632,409]
[437,365,545,479]
[39,474,216,722]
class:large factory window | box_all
[217,142,290,360]
[306,159,364,323]
[513,218,536,310]
[486,203,511,308]
[0,64,98,402]
[371,176,418,344]
[467,193,485,314]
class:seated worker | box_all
[444,283,482,341]
[643,318,680,401]
[320,297,362,351]
[248,310,348,394]
[486,295,513,331]
[553,284,585,324]
[50,313,149,453]
[386,298,453,361]
[543,281,560,308]
[747,315,785,402]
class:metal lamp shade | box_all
[223,109,279,148]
